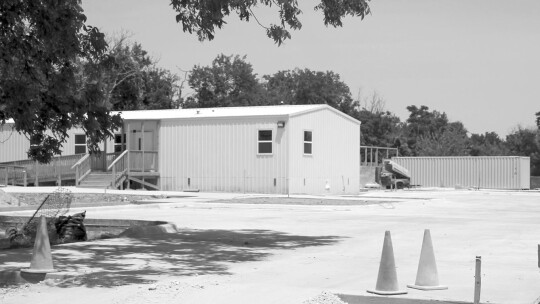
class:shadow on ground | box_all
[0,229,342,288]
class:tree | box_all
[91,35,180,111]
[264,68,359,116]
[505,126,540,175]
[0,1,122,163]
[469,132,509,156]
[183,54,266,108]
[140,68,181,110]
[170,0,371,45]
[358,110,403,146]
[354,91,402,147]
[415,121,469,156]
[96,36,152,110]
[403,105,449,155]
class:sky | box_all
[82,0,540,137]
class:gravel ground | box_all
[1,189,540,304]
[303,292,347,304]
[206,197,401,206]
[0,190,18,207]
[0,191,181,208]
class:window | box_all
[304,131,312,155]
[30,137,40,148]
[74,134,86,154]
[114,134,125,152]
[258,130,272,154]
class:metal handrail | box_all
[0,165,26,170]
[107,150,128,171]
[70,154,90,170]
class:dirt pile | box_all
[0,189,19,207]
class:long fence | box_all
[0,154,84,186]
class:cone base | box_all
[407,284,448,291]
[367,289,408,295]
[20,268,56,274]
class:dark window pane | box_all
[30,137,40,146]
[258,142,272,154]
[75,134,86,144]
[258,130,272,141]
[304,143,312,154]
[304,131,312,142]
[114,145,123,153]
[75,145,86,154]
[114,134,123,144]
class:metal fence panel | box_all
[392,156,530,190]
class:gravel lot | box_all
[1,188,540,304]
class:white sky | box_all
[82,0,540,137]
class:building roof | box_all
[117,104,360,124]
[3,104,360,124]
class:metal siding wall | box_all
[520,157,531,189]
[0,124,116,163]
[159,117,288,194]
[0,124,29,162]
[392,156,530,190]
[288,109,360,195]
[63,127,87,155]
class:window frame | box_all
[29,137,40,149]
[74,134,87,154]
[257,129,273,155]
[114,134,125,153]
[303,130,313,155]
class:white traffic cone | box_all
[407,229,447,290]
[21,216,56,273]
[367,231,407,295]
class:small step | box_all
[83,177,112,181]
[78,181,112,185]
[78,171,116,189]
[77,184,111,189]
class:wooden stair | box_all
[77,171,113,189]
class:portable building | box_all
[391,156,530,190]
[1,104,361,194]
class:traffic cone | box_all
[21,216,56,274]
[407,229,447,290]
[367,231,407,295]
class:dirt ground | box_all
[1,189,540,304]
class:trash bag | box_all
[54,210,87,242]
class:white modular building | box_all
[1,104,361,194]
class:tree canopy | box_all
[469,132,509,156]
[0,0,121,162]
[183,54,265,108]
[88,35,180,111]
[170,0,371,45]
[1,0,372,163]
[264,68,358,115]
